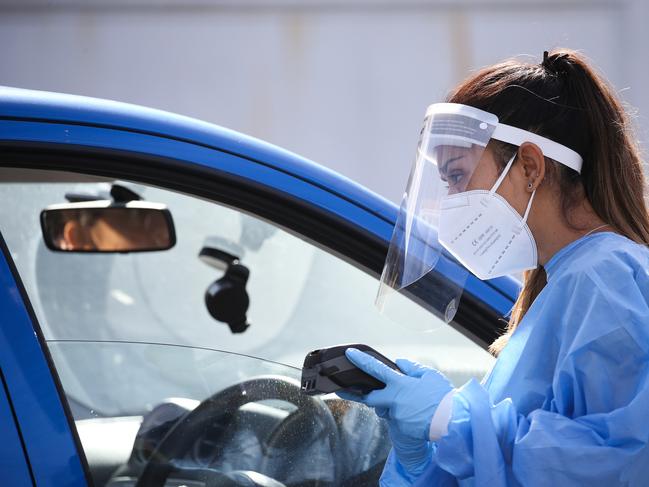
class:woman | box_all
[341,49,649,485]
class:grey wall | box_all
[1,0,646,202]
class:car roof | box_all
[0,86,397,224]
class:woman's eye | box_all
[448,172,464,187]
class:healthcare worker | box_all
[340,49,649,486]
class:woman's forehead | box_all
[433,144,478,160]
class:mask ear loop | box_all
[521,189,536,224]
[489,153,517,195]
[489,151,537,230]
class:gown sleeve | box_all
[383,256,649,486]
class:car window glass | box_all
[0,167,494,487]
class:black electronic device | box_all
[300,344,400,396]
[200,246,251,334]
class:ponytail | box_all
[447,49,649,355]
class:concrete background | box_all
[1,0,647,202]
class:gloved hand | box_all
[337,349,453,479]
[386,422,434,477]
[339,348,454,441]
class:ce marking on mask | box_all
[472,225,501,257]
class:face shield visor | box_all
[377,103,582,325]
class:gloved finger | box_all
[339,388,392,416]
[335,390,365,403]
[357,387,396,409]
[337,391,390,418]
[395,358,432,378]
[346,348,400,384]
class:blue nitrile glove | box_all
[385,422,434,478]
[340,348,453,441]
[338,391,434,479]
[336,349,453,479]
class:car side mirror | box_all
[40,201,176,253]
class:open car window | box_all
[0,167,494,486]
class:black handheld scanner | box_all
[300,344,400,396]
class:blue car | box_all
[0,87,518,486]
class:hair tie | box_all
[541,50,568,77]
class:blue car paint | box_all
[0,245,86,487]
[0,365,33,485]
[0,88,519,485]
[0,86,397,224]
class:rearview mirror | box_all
[40,201,176,253]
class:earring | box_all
[527,182,533,190]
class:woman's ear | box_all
[518,142,546,192]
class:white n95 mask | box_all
[377,102,582,323]
[438,153,538,280]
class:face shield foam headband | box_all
[377,103,583,324]
[423,103,583,173]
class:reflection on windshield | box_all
[47,340,300,417]
[50,340,391,486]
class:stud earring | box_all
[527,182,533,190]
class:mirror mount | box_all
[65,183,142,204]
[200,246,251,334]
[110,184,142,203]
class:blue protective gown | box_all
[382,232,649,486]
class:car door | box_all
[0,89,515,486]
[0,281,35,485]
[0,224,87,486]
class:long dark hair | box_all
[447,49,649,355]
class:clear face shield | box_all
[377,104,498,325]
[377,103,582,326]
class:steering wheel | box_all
[135,376,340,487]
